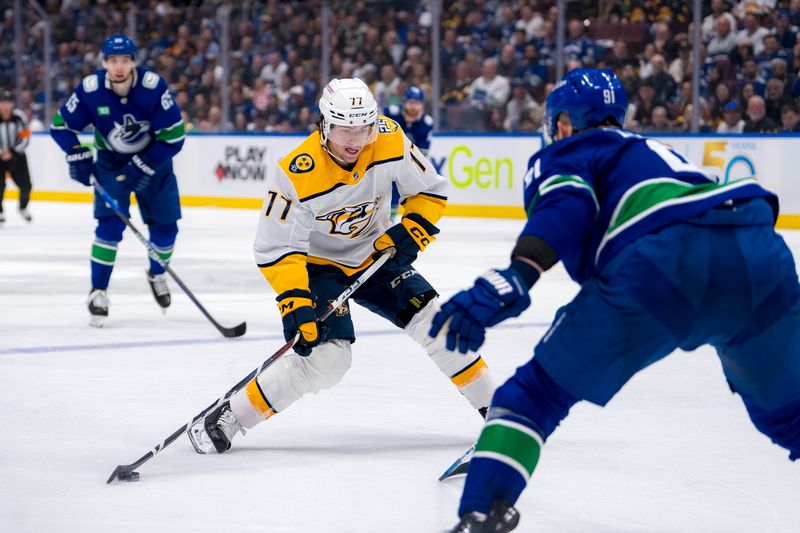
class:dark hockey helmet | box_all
[404,85,425,102]
[543,68,627,144]
[102,34,137,60]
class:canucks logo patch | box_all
[106,114,152,154]
[316,197,381,238]
[289,153,314,173]
[378,118,399,134]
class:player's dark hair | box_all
[566,114,622,136]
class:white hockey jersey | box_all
[255,116,448,296]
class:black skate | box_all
[87,288,109,328]
[146,269,171,310]
[450,501,520,533]
[187,402,244,454]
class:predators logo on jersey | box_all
[316,197,381,238]
[289,153,315,173]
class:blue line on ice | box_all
[0,321,548,355]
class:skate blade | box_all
[187,423,213,454]
[89,315,106,328]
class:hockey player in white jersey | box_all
[188,78,495,454]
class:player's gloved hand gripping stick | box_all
[106,248,395,483]
[91,176,246,338]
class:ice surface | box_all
[1,201,798,532]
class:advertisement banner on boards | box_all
[25,132,800,219]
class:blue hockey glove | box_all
[65,146,94,186]
[277,289,323,356]
[429,265,533,354]
[122,154,161,194]
[373,213,439,266]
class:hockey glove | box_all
[122,154,161,194]
[429,263,534,354]
[373,212,439,266]
[65,146,94,186]
[277,289,321,356]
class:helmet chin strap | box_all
[322,140,358,168]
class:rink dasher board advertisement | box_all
[21,132,800,228]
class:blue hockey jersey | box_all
[51,67,185,169]
[384,105,433,153]
[522,128,779,283]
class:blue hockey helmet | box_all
[404,86,425,102]
[102,34,137,59]
[543,68,627,144]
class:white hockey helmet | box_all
[319,78,379,148]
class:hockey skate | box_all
[87,288,109,328]
[188,402,244,454]
[146,269,171,310]
[450,501,520,533]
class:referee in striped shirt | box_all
[0,89,33,224]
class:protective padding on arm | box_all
[401,193,447,225]
[258,252,310,297]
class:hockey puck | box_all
[119,471,140,482]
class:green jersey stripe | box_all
[51,111,80,133]
[51,112,66,127]
[527,174,598,216]
[596,177,758,264]
[156,121,186,142]
[94,130,109,150]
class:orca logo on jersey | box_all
[106,114,152,154]
[289,153,314,173]
[315,197,381,238]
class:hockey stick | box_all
[91,177,246,338]
[439,442,476,480]
[107,249,395,483]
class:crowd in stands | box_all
[3,0,800,134]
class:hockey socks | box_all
[458,417,542,517]
[90,239,117,289]
[147,243,173,275]
[147,222,178,275]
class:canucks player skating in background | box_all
[51,35,185,327]
[430,69,800,532]
[187,78,495,454]
[383,86,433,218]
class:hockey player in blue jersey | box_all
[384,86,434,217]
[430,69,800,532]
[51,34,185,327]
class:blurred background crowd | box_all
[4,0,800,135]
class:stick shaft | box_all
[108,250,393,480]
[91,178,245,337]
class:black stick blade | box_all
[107,464,138,484]
[220,321,247,338]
